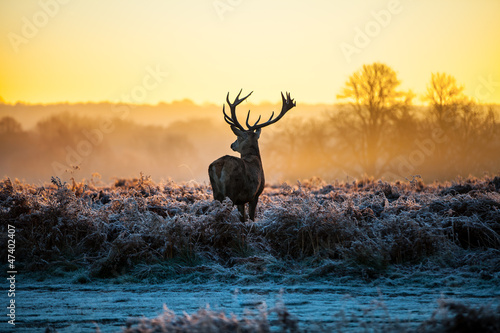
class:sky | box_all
[1,0,499,105]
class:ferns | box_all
[1,175,499,281]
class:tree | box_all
[334,62,414,177]
[422,72,498,177]
[422,72,465,131]
[0,116,22,134]
[0,117,29,175]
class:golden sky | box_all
[1,0,499,105]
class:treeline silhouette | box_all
[0,112,233,183]
[1,63,498,184]
[264,64,499,182]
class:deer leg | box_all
[248,198,258,221]
[237,204,246,222]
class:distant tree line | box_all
[0,113,220,183]
[263,63,499,182]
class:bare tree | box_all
[422,72,465,131]
[334,62,414,177]
[0,117,22,134]
[423,72,498,176]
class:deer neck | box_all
[240,144,262,164]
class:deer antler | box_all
[247,92,296,131]
[223,89,253,131]
[223,90,295,132]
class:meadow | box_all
[1,175,500,331]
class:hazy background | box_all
[1,89,498,184]
[1,0,499,184]
[0,99,325,184]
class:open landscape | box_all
[1,175,499,331]
[2,1,500,332]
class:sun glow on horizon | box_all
[1,0,499,106]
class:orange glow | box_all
[1,1,499,184]
[0,0,499,105]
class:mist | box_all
[1,99,498,185]
[0,100,323,184]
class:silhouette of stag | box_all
[209,90,296,221]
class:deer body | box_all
[209,129,264,221]
[209,90,295,221]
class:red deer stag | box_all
[208,90,296,221]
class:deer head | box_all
[229,126,261,155]
[223,89,296,156]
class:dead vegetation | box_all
[122,303,298,333]
[418,299,500,333]
[1,175,500,282]
[119,298,500,333]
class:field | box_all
[1,175,500,332]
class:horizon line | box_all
[3,99,497,108]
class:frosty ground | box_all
[1,175,500,331]
[16,273,500,332]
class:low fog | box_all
[1,98,498,185]
[0,100,323,185]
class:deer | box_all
[208,90,296,222]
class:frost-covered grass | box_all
[122,302,299,333]
[1,175,500,283]
[120,299,500,333]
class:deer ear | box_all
[254,128,261,139]
[231,126,244,137]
